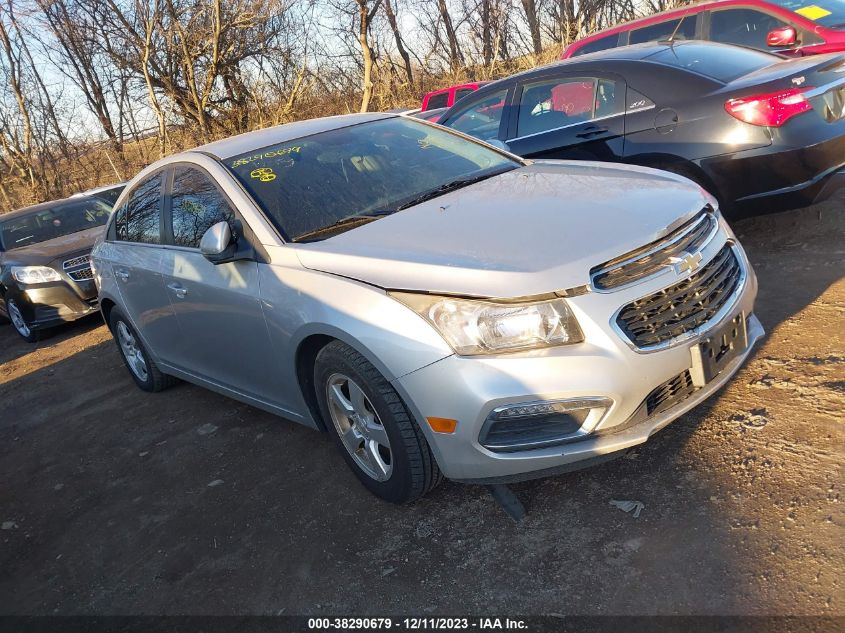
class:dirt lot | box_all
[0,196,842,616]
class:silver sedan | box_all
[92,113,763,502]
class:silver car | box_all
[92,113,763,502]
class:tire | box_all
[314,340,443,503]
[109,307,177,392]
[7,298,49,343]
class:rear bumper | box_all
[13,282,98,329]
[699,127,845,215]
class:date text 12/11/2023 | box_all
[307,617,529,630]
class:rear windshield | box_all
[225,117,518,242]
[772,0,845,28]
[0,197,111,250]
[648,43,778,82]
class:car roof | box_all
[567,0,810,52]
[195,113,394,160]
[478,40,717,86]
[0,195,102,221]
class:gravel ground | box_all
[0,195,842,616]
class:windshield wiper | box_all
[395,168,513,211]
[294,213,388,242]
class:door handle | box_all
[167,283,188,299]
[115,268,130,282]
[575,125,609,139]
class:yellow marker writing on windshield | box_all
[250,167,276,182]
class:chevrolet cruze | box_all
[91,113,763,502]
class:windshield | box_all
[0,198,111,250]
[773,0,845,28]
[648,43,778,82]
[225,117,519,242]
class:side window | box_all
[112,203,128,241]
[426,92,449,110]
[121,174,162,244]
[444,89,508,141]
[454,88,474,103]
[710,9,786,50]
[170,167,235,249]
[515,77,622,138]
[571,34,619,56]
[629,17,696,44]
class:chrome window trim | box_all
[609,242,747,354]
[508,111,625,142]
[590,209,719,293]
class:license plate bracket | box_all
[690,312,748,387]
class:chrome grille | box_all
[591,207,717,291]
[616,244,742,349]
[69,267,94,281]
[63,254,89,270]
[63,253,93,283]
[646,370,697,416]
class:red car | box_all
[562,0,845,58]
[421,82,490,111]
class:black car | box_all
[0,196,112,342]
[437,40,845,216]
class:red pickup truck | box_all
[421,82,490,111]
[562,0,845,58]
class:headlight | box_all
[11,266,62,284]
[391,292,584,355]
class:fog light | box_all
[480,397,612,452]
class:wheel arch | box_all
[291,322,445,434]
[99,296,117,329]
[627,153,724,207]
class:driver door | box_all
[158,165,279,402]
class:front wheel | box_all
[7,298,47,343]
[314,340,443,503]
[109,307,177,392]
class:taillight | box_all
[724,88,813,127]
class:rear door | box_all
[108,172,182,358]
[505,72,626,161]
[159,164,279,401]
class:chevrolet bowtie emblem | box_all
[670,251,703,275]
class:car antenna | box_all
[665,10,691,45]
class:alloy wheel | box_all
[8,300,31,338]
[326,373,393,482]
[116,321,149,382]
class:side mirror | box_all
[486,138,511,153]
[200,221,236,264]
[767,26,797,47]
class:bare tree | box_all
[382,0,412,87]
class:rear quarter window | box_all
[647,43,778,82]
[571,34,620,56]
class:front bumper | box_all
[394,232,761,482]
[13,281,98,329]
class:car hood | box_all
[292,161,712,298]
[1,225,104,266]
